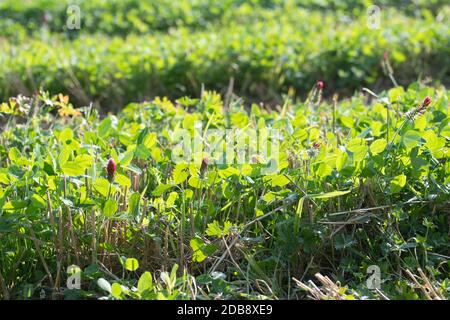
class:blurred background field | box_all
[0,0,448,110]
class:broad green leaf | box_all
[423,130,445,157]
[30,194,46,209]
[262,192,277,203]
[173,163,189,184]
[152,184,172,196]
[231,112,249,128]
[190,238,218,263]
[134,144,151,160]
[119,150,134,167]
[340,116,354,128]
[270,174,290,187]
[414,115,427,131]
[347,138,368,161]
[0,171,9,184]
[402,130,422,149]
[98,117,112,138]
[58,127,74,142]
[166,192,178,207]
[390,174,407,194]
[103,199,118,217]
[370,139,387,155]
[423,130,439,150]
[115,173,131,188]
[111,283,122,299]
[188,176,202,189]
[61,162,84,176]
[309,189,351,199]
[125,258,139,271]
[8,147,21,163]
[2,200,27,210]
[206,221,223,237]
[218,166,241,178]
[346,138,366,152]
[137,272,153,293]
[371,121,383,137]
[93,178,115,197]
[388,87,404,103]
[61,155,92,176]
[316,163,332,178]
[57,147,70,167]
[128,192,141,218]
[143,132,157,149]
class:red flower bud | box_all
[383,51,389,61]
[316,81,324,90]
[423,96,432,107]
[313,142,321,149]
[106,158,116,182]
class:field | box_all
[0,0,449,300]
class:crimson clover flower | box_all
[106,158,116,183]
[316,80,325,90]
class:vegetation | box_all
[1,2,449,109]
[0,84,449,299]
[0,1,449,301]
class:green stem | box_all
[107,183,112,199]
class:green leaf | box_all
[402,130,422,149]
[115,173,131,188]
[98,117,112,138]
[30,194,46,209]
[103,199,118,217]
[188,176,202,189]
[152,184,172,196]
[119,150,134,167]
[93,178,114,197]
[423,130,445,157]
[137,272,153,293]
[143,132,157,149]
[347,138,368,161]
[61,162,84,176]
[270,174,290,187]
[390,174,407,194]
[111,283,122,299]
[262,192,276,203]
[166,192,178,207]
[206,221,223,237]
[0,170,9,184]
[370,139,387,155]
[173,163,189,185]
[190,238,219,263]
[309,190,351,199]
[8,147,21,163]
[61,155,92,176]
[128,192,141,218]
[423,130,439,150]
[294,196,305,236]
[134,144,151,160]
[388,87,404,103]
[124,258,139,271]
[218,166,241,178]
[2,200,27,210]
[57,147,70,167]
[340,116,354,129]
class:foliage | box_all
[0,3,448,108]
[0,84,448,300]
